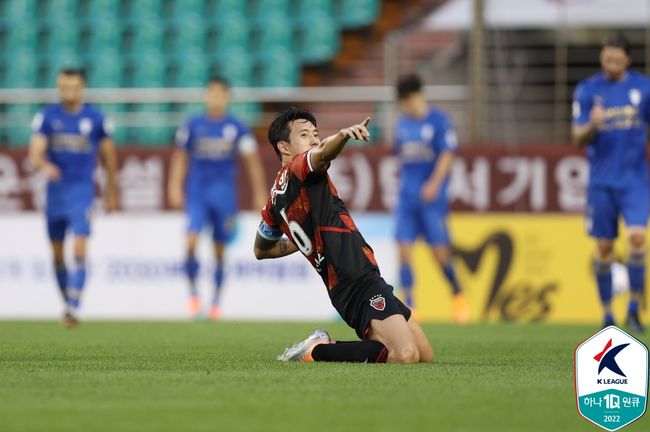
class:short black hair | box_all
[59,67,86,81]
[207,75,230,88]
[396,74,423,100]
[267,107,317,160]
[603,32,631,55]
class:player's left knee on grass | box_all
[389,343,420,364]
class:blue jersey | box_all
[394,108,458,206]
[176,113,256,206]
[31,103,112,214]
[573,70,650,188]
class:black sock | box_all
[311,340,388,363]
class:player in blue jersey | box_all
[393,75,469,324]
[28,68,119,328]
[572,34,649,332]
[168,76,267,320]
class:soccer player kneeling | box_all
[254,108,434,364]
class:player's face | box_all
[600,47,630,80]
[399,92,428,118]
[281,119,320,157]
[205,83,229,115]
[57,74,84,107]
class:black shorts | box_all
[330,271,411,339]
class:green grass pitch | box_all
[0,321,648,432]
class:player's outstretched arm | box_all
[168,148,187,210]
[253,232,298,260]
[99,137,119,211]
[309,117,371,171]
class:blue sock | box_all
[594,260,613,313]
[67,257,86,310]
[399,264,414,307]
[54,262,68,301]
[213,265,225,306]
[442,263,461,295]
[184,257,200,297]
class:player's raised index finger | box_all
[360,116,371,127]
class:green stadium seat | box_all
[212,48,253,86]
[83,0,122,20]
[173,51,209,87]
[255,48,300,87]
[84,18,123,52]
[179,103,204,117]
[207,0,248,16]
[6,104,38,147]
[132,103,174,146]
[296,14,340,64]
[127,17,165,54]
[168,0,205,19]
[170,15,206,53]
[3,53,38,87]
[42,0,79,21]
[127,0,164,18]
[229,102,262,125]
[85,51,124,87]
[44,22,80,53]
[42,50,83,86]
[210,13,251,55]
[130,53,168,87]
[336,0,380,28]
[5,24,39,54]
[252,0,290,17]
[296,0,333,19]
[2,0,38,21]
[251,12,294,54]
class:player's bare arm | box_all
[241,151,268,210]
[309,117,371,171]
[28,133,60,180]
[421,150,454,202]
[572,103,605,147]
[167,148,188,210]
[99,137,119,212]
[253,233,298,259]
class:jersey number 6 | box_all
[280,208,313,255]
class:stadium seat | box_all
[132,103,174,146]
[210,13,251,55]
[4,25,39,54]
[84,18,124,52]
[127,17,166,54]
[296,0,333,19]
[168,0,205,19]
[85,51,124,87]
[126,0,164,18]
[6,104,37,147]
[296,14,341,64]
[42,50,84,86]
[255,48,300,87]
[130,53,168,87]
[208,0,248,16]
[83,0,122,20]
[42,0,79,22]
[229,102,262,126]
[169,14,206,54]
[251,12,294,55]
[212,49,253,86]
[44,22,80,53]
[1,0,38,21]
[173,50,209,87]
[252,0,290,17]
[336,0,380,29]
[2,53,38,88]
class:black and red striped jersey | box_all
[259,149,379,291]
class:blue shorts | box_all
[586,183,650,239]
[46,205,92,241]
[186,198,237,243]
[395,200,450,246]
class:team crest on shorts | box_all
[369,295,386,311]
[575,326,648,431]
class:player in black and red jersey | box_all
[254,108,434,364]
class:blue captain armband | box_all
[257,221,283,241]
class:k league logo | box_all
[575,326,648,431]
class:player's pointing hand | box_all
[341,117,371,142]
